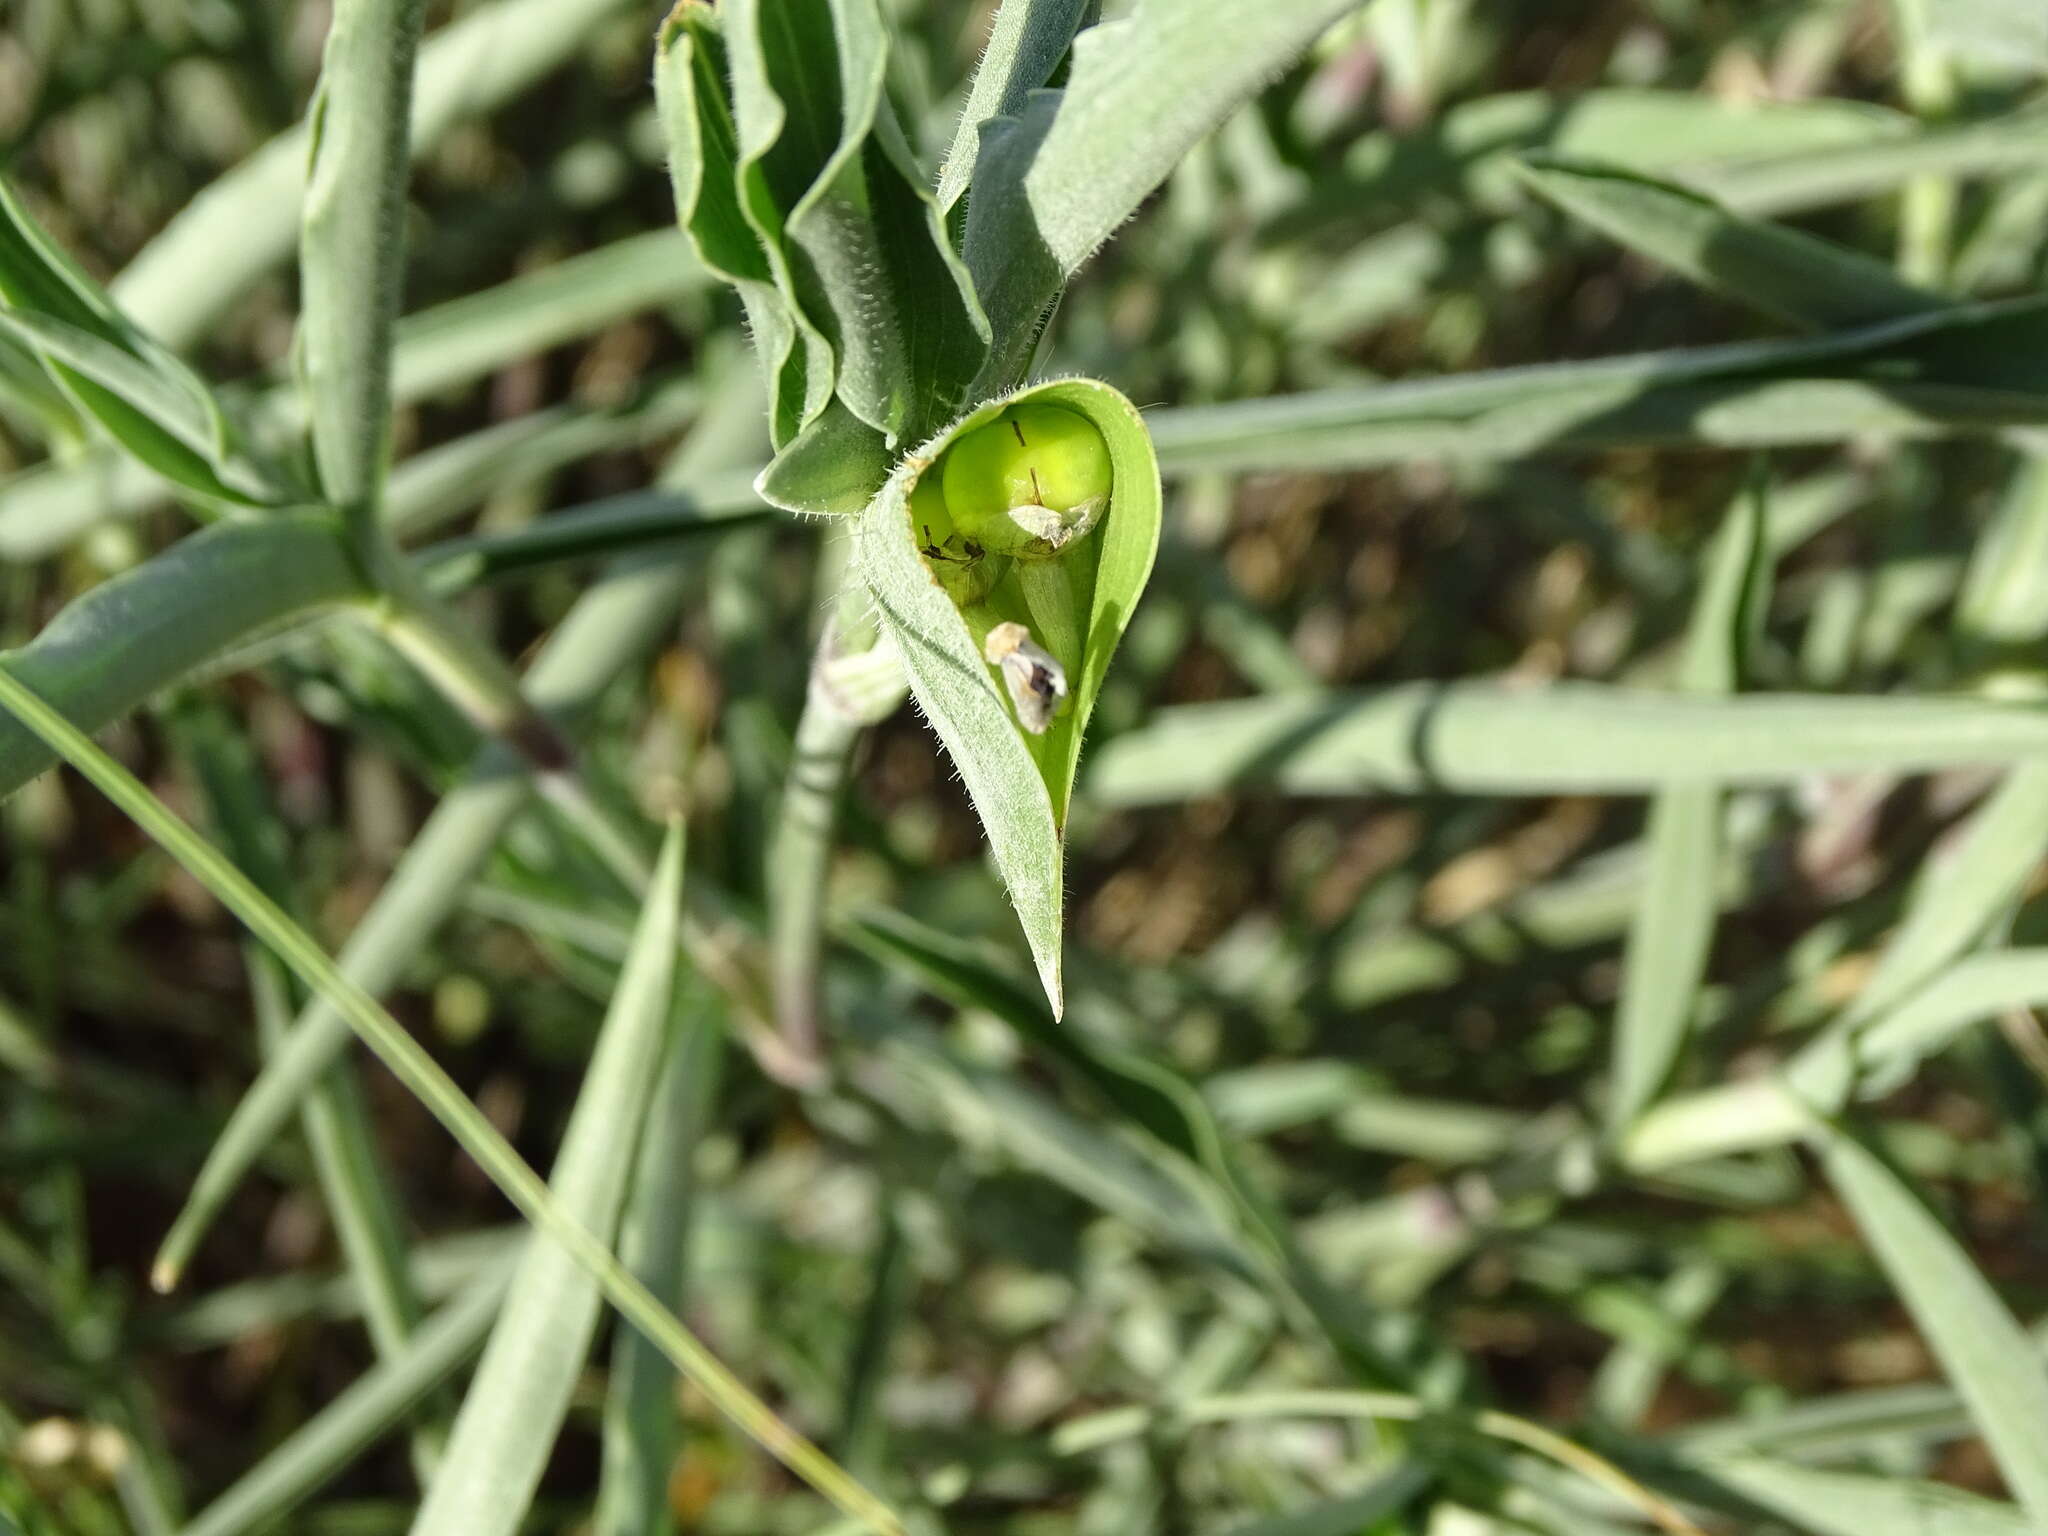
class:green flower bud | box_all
[911,471,1006,607]
[939,404,1112,562]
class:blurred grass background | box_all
[6,0,2048,1532]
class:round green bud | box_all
[939,404,1112,562]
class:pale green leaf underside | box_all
[1089,685,2048,803]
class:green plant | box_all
[7,1,2048,1534]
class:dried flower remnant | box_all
[984,621,1068,735]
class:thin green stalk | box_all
[249,956,444,1479]
[0,661,903,1536]
[416,480,771,593]
[148,548,708,1310]
[112,0,649,352]
[836,1199,911,1479]
[152,765,532,1289]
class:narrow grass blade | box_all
[1055,1393,1705,1536]
[1629,942,2048,1170]
[1697,103,2048,217]
[1514,157,1942,329]
[159,1230,522,1350]
[382,378,702,540]
[835,1202,911,1478]
[1087,685,2048,803]
[595,992,726,1536]
[0,308,269,505]
[847,909,1414,1387]
[298,0,427,530]
[412,823,688,1536]
[177,702,438,1469]
[1842,760,2048,1028]
[1695,1455,2031,1535]
[1590,1263,1725,1429]
[1816,1121,2048,1527]
[1336,87,1905,210]
[1147,295,2048,478]
[0,668,902,1535]
[179,1274,510,1536]
[415,482,771,594]
[1958,454,2048,654]
[0,247,713,563]
[0,512,364,801]
[0,177,260,504]
[151,770,530,1287]
[1608,481,1766,1133]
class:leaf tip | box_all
[1036,954,1064,1020]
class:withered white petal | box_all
[983,621,1068,735]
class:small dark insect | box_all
[921,524,985,565]
[983,621,1067,734]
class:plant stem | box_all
[1890,0,1957,287]
[299,0,427,548]
[768,635,863,1072]
[766,533,902,1075]
[360,572,572,771]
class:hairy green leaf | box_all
[936,0,1091,215]
[853,378,1160,1012]
[657,1,813,447]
